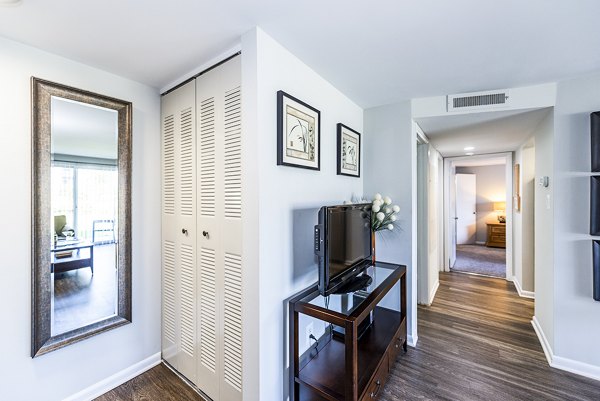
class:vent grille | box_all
[223,252,243,391]
[163,115,175,215]
[180,244,196,357]
[199,98,216,217]
[162,240,176,344]
[224,87,242,219]
[200,247,217,372]
[180,108,194,216]
[447,90,510,112]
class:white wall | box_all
[513,139,536,294]
[455,165,506,244]
[242,27,364,401]
[363,102,416,339]
[552,72,600,371]
[533,111,555,350]
[0,38,161,400]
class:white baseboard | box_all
[475,241,486,245]
[62,352,162,401]
[407,334,418,348]
[531,316,553,365]
[552,355,600,382]
[428,280,440,305]
[531,316,600,382]
[512,276,535,299]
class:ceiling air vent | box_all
[447,90,510,112]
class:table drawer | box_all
[491,226,506,234]
[491,235,505,243]
[361,353,389,401]
[388,319,406,370]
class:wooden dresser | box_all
[486,223,506,248]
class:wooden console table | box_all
[485,223,506,248]
[289,262,407,401]
[51,242,94,274]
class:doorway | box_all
[445,154,512,279]
[451,158,508,278]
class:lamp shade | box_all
[494,201,506,212]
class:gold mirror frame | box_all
[31,78,132,357]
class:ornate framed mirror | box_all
[31,78,132,357]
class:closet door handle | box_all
[202,231,209,238]
[182,228,188,235]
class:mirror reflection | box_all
[50,97,118,336]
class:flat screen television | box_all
[314,204,372,296]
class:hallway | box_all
[381,273,600,401]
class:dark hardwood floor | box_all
[97,272,600,401]
[53,243,117,335]
[94,364,207,401]
[381,272,600,401]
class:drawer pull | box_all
[370,380,381,398]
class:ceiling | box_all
[453,157,506,167]
[51,97,118,160]
[416,108,552,157]
[1,1,600,108]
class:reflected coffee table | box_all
[51,241,94,275]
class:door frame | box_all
[443,152,513,280]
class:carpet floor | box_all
[451,244,506,278]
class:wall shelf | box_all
[592,112,600,172]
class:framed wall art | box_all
[277,90,320,170]
[336,123,361,177]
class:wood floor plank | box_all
[94,364,207,401]
[380,272,600,401]
[97,272,600,401]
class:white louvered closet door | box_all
[196,56,243,401]
[161,81,198,384]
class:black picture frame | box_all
[277,90,321,170]
[593,241,600,301]
[591,176,600,236]
[592,112,600,172]
[336,123,361,177]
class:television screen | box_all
[326,205,372,281]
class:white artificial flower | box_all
[391,215,397,222]
[384,196,392,205]
[393,205,400,213]
[387,224,394,230]
[374,193,382,201]
[376,212,385,221]
[372,199,382,208]
[372,205,381,213]
[385,207,391,214]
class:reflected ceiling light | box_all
[464,146,475,151]
[0,0,22,5]
[465,152,475,156]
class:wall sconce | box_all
[494,201,506,223]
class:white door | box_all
[456,174,477,245]
[196,56,243,401]
[161,81,198,382]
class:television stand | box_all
[289,262,407,401]
[333,274,372,294]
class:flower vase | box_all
[371,231,376,265]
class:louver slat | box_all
[200,247,217,372]
[223,87,242,219]
[163,115,175,215]
[180,244,196,357]
[200,98,216,217]
[223,253,243,391]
